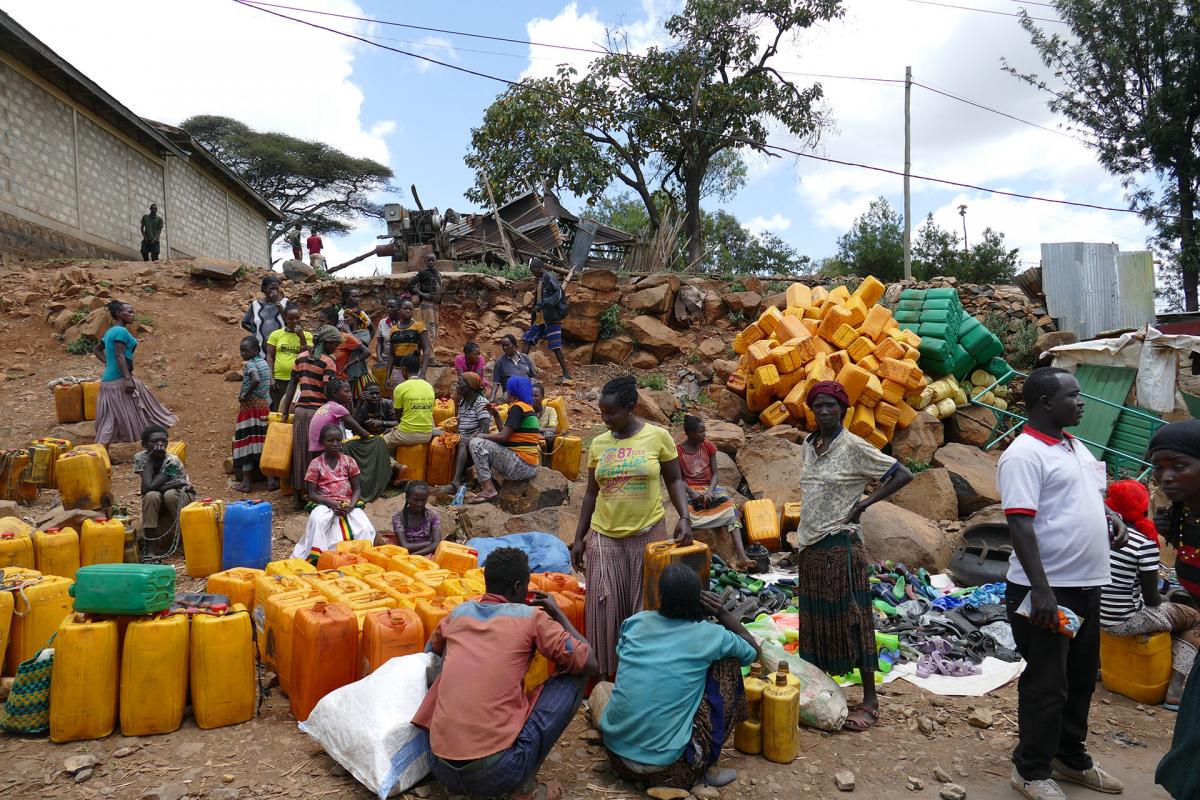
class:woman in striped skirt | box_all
[570,375,693,678]
[92,300,176,452]
[232,336,271,492]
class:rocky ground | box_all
[0,258,1180,800]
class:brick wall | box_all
[0,54,270,266]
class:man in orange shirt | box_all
[413,547,596,800]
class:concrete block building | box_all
[0,11,282,265]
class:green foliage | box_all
[461,261,530,282]
[133,313,154,327]
[829,198,1020,284]
[728,309,746,326]
[728,281,747,293]
[65,336,96,355]
[1005,320,1040,370]
[181,114,395,245]
[670,409,687,426]
[688,353,701,364]
[702,210,811,276]
[1005,1,1200,310]
[68,309,87,326]
[637,374,667,391]
[465,0,840,263]
[599,304,623,340]
[692,391,715,409]
[982,312,1010,340]
[903,459,931,474]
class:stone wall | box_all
[0,54,270,266]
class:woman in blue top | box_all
[92,300,176,450]
[594,564,758,791]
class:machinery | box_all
[380,184,460,260]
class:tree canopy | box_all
[1004,0,1200,309]
[465,0,840,266]
[823,197,1019,283]
[180,114,395,246]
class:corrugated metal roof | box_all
[1115,251,1156,330]
[1042,242,1120,339]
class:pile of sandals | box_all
[709,555,796,621]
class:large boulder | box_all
[947,405,997,449]
[712,359,740,385]
[560,314,601,343]
[698,337,726,360]
[715,450,743,490]
[363,492,407,534]
[860,501,955,571]
[567,344,595,365]
[65,308,111,345]
[706,421,745,455]
[726,292,762,316]
[635,390,671,426]
[629,350,660,369]
[495,467,570,515]
[932,443,1002,516]
[644,389,679,419]
[594,334,634,365]
[624,316,682,360]
[763,425,803,444]
[711,387,753,424]
[890,412,944,465]
[455,504,577,544]
[735,432,805,508]
[1036,330,1077,356]
[635,273,681,293]
[281,259,315,282]
[702,292,726,324]
[626,284,672,316]
[889,468,960,523]
[579,269,618,291]
[761,291,788,312]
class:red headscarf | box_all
[806,380,850,409]
[1104,479,1159,546]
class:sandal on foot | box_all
[466,494,497,505]
[701,767,738,787]
[841,705,880,732]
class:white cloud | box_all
[4,0,399,272]
[521,1,674,81]
[744,213,792,235]
[411,36,458,73]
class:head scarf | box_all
[1147,420,1200,461]
[506,374,534,406]
[1104,479,1159,545]
[806,380,850,410]
[310,324,344,358]
[460,372,484,393]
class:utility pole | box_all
[958,204,969,251]
[903,65,912,280]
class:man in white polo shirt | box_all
[998,367,1128,800]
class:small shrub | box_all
[669,409,686,426]
[65,335,96,355]
[637,374,666,391]
[462,261,529,282]
[729,281,747,293]
[904,459,931,474]
[1006,320,1039,370]
[134,313,154,327]
[982,312,1009,341]
[688,353,700,364]
[693,392,715,408]
[68,309,87,326]
[599,304,622,340]
[728,309,746,326]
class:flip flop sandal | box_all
[1164,702,1180,712]
[841,705,881,732]
[776,554,797,569]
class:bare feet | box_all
[841,704,880,732]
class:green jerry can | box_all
[70,564,176,615]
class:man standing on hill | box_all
[409,251,443,354]
[282,222,303,261]
[140,203,164,262]
[999,366,1127,800]
[522,257,573,386]
[306,229,325,271]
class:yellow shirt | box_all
[393,378,435,433]
[587,424,677,537]
[389,320,426,358]
[266,328,313,381]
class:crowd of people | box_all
[81,261,1200,800]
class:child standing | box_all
[292,424,376,561]
[381,481,441,556]
[233,336,272,493]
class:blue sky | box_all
[6,0,1156,275]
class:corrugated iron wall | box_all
[1041,243,1155,339]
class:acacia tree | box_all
[1005,0,1200,309]
[181,115,395,245]
[466,0,840,265]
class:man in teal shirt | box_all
[140,203,163,262]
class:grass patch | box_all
[461,261,530,282]
[68,309,87,326]
[636,374,666,391]
[729,281,747,293]
[903,459,931,474]
[728,310,746,326]
[669,409,686,426]
[692,392,715,409]
[599,304,622,340]
[133,313,154,327]
[65,336,97,355]
[1005,320,1039,370]
[688,353,700,364]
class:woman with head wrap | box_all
[794,380,912,732]
[569,375,694,679]
[281,323,342,508]
[440,371,492,492]
[1149,421,1200,799]
[92,300,177,452]
[465,374,541,503]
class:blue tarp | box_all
[466,532,572,575]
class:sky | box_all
[4,0,1157,276]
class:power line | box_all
[912,80,1084,142]
[1002,0,1059,8]
[904,0,1068,24]
[231,0,1174,221]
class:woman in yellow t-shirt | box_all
[570,374,693,678]
[383,298,430,388]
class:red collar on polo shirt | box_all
[1022,424,1074,445]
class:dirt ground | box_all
[0,259,1181,800]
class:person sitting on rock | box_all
[292,423,376,562]
[676,415,755,572]
[531,381,558,466]
[591,563,758,791]
[441,372,492,493]
[382,354,441,448]
[414,546,596,800]
[467,376,542,504]
[134,425,194,560]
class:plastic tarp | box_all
[466,532,572,575]
[1049,325,1200,413]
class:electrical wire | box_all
[903,0,1067,24]
[232,0,1177,220]
[912,80,1084,142]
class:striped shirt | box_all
[1100,529,1160,627]
[292,353,336,409]
[502,401,542,465]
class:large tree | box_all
[181,115,395,245]
[466,0,840,266]
[1005,0,1200,309]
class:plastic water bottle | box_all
[451,485,467,507]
